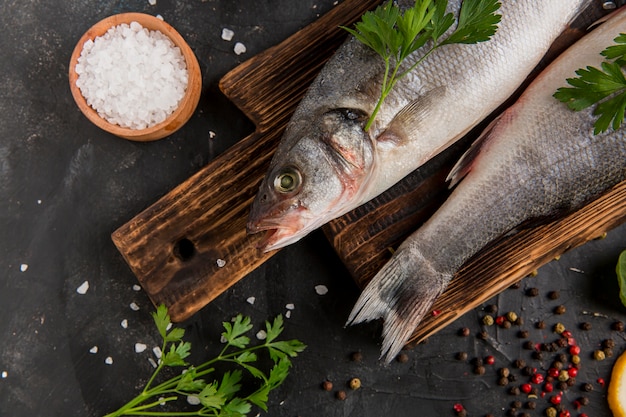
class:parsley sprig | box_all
[103,305,306,417]
[343,0,501,131]
[554,33,626,134]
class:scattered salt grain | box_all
[135,343,147,353]
[246,296,256,305]
[256,330,267,340]
[285,303,295,310]
[121,319,128,329]
[234,42,247,55]
[130,302,140,311]
[285,311,292,319]
[148,0,156,5]
[37,199,42,205]
[1,371,7,378]
[209,130,216,139]
[105,356,113,365]
[74,21,188,130]
[187,395,201,405]
[132,284,142,291]
[153,346,162,359]
[315,285,329,295]
[221,28,235,41]
[216,259,226,268]
[148,357,158,368]
[89,346,98,354]
[19,264,28,272]
[220,334,228,343]
[76,280,90,294]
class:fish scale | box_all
[349,5,626,362]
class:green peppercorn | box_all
[546,406,557,417]
[594,349,606,361]
[348,378,361,390]
[506,311,518,323]
[482,315,495,326]
[554,323,566,334]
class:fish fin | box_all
[347,246,449,362]
[378,87,447,145]
[446,110,511,188]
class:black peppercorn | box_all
[518,330,529,339]
[499,367,511,378]
[486,304,498,314]
[456,351,468,361]
[512,400,522,409]
[514,317,524,326]
[557,381,568,391]
[350,351,363,362]
[612,320,625,331]
[554,305,566,315]
[397,352,409,363]
[579,396,590,406]
[474,365,486,375]
[556,338,568,348]
[548,290,560,300]
[322,380,333,391]
[502,320,512,329]
[523,341,534,350]
[603,339,616,349]
[510,281,521,289]
[335,390,346,400]
[526,287,539,297]
[532,351,543,360]
[526,401,536,410]
[459,327,471,337]
[522,366,534,376]
[478,330,489,340]
[557,353,568,363]
[509,386,520,395]
[604,348,614,358]
[506,408,517,417]
[580,322,592,331]
[498,377,509,386]
[513,359,526,369]
[536,321,546,330]
[582,382,593,392]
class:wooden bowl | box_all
[68,13,202,141]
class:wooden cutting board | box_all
[112,1,625,347]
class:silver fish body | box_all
[348,7,626,362]
[247,0,590,251]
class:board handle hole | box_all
[173,238,195,262]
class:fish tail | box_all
[347,246,449,362]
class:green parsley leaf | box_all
[223,398,252,416]
[343,0,501,131]
[161,341,191,367]
[198,382,224,409]
[617,250,626,308]
[176,368,207,392]
[216,370,242,400]
[554,34,626,134]
[165,327,185,343]
[152,304,171,340]
[222,315,253,349]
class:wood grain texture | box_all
[111,0,381,322]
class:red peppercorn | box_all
[573,400,581,410]
[548,368,559,378]
[567,337,576,346]
[562,330,573,338]
[550,393,562,405]
[532,373,544,384]
[569,345,581,355]
[496,315,506,326]
[485,355,495,365]
[559,410,571,417]
[520,383,532,394]
[567,367,578,378]
[543,382,554,393]
[453,403,464,413]
[580,414,588,417]
[597,378,606,387]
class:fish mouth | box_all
[247,205,309,252]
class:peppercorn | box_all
[554,305,566,315]
[510,281,521,289]
[558,370,569,382]
[536,321,546,330]
[526,401,537,410]
[506,311,518,322]
[593,350,606,361]
[518,330,529,339]
[579,396,590,406]
[567,378,576,387]
[348,378,361,390]
[321,380,333,391]
[459,327,471,337]
[502,320,512,329]
[457,410,467,417]
[397,352,409,363]
[556,338,568,348]
[582,382,593,392]
[604,348,614,358]
[499,367,511,378]
[512,400,522,409]
[485,304,498,314]
[510,386,521,395]
[546,406,558,417]
[478,330,489,340]
[548,290,560,299]
[571,355,581,365]
[552,361,564,370]
[350,351,363,362]
[612,321,625,331]
[520,413,531,417]
[506,408,517,417]
[554,323,566,334]
[580,322,592,331]
[522,366,534,376]
[508,374,518,383]
[473,357,484,366]
[474,365,486,375]
[335,390,346,400]
[533,351,544,360]
[456,351,468,361]
[523,341,534,350]
[526,287,539,297]
[483,315,495,326]
[603,338,616,349]
[557,381,568,391]
[515,317,524,326]
[498,377,509,386]
[514,359,526,369]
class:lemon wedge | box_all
[609,349,626,417]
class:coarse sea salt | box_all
[75,21,188,130]
[221,28,234,41]
[233,42,246,55]
[315,285,329,295]
[19,264,28,272]
[76,280,89,294]
[105,356,113,365]
[135,343,147,353]
[89,346,98,354]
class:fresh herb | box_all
[342,0,501,131]
[617,250,626,308]
[554,33,626,134]
[103,305,306,417]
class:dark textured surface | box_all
[1,1,626,417]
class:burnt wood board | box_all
[112,0,624,352]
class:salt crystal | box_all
[1,371,7,378]
[19,264,28,272]
[246,296,256,305]
[285,311,291,319]
[121,319,128,329]
[75,22,188,129]
[89,346,98,354]
[148,358,158,368]
[132,284,141,291]
[187,396,201,405]
[148,0,156,5]
[220,334,228,344]
[37,199,42,204]
[209,130,216,139]
[234,42,247,55]
[135,343,147,353]
[129,302,140,311]
[153,346,162,359]
[216,259,226,268]
[285,303,295,310]
[104,356,113,365]
[221,28,235,41]
[256,330,267,340]
[315,285,329,295]
[76,280,89,294]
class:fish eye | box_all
[274,167,301,193]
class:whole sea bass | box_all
[247,0,591,251]
[348,7,626,362]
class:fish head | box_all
[247,108,376,251]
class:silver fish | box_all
[348,6,626,362]
[247,0,590,252]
